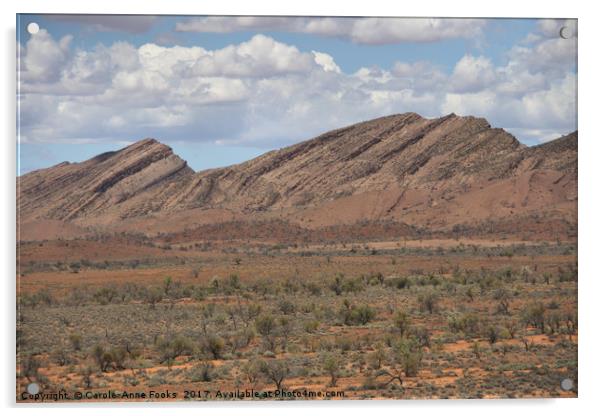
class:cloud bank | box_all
[176,17,486,45]
[18,18,577,148]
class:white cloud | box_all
[389,61,447,93]
[442,90,497,116]
[449,55,497,93]
[138,43,206,77]
[517,73,577,128]
[185,35,316,78]
[17,23,577,149]
[20,29,72,83]
[509,38,576,77]
[438,28,577,142]
[536,19,577,39]
[176,17,486,45]
[312,51,341,73]
[494,70,546,97]
[442,73,576,141]
[175,16,290,33]
[345,18,485,45]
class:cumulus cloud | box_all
[185,35,317,78]
[443,72,576,142]
[509,38,577,78]
[176,17,486,45]
[17,21,576,149]
[312,51,341,73]
[20,29,72,83]
[517,73,577,129]
[449,55,497,93]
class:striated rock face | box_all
[17,113,577,237]
[18,138,194,221]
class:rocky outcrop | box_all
[18,138,194,221]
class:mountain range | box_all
[17,113,577,241]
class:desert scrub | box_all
[417,290,439,314]
[188,361,215,382]
[321,352,343,387]
[156,335,195,368]
[255,313,277,351]
[375,336,424,387]
[338,300,376,325]
[259,359,290,391]
[201,334,225,359]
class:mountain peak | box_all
[121,137,173,154]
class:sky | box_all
[16,15,577,174]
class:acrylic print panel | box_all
[16,14,577,402]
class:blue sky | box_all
[17,15,577,174]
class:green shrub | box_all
[396,337,423,377]
[369,343,387,369]
[304,319,319,333]
[157,335,195,367]
[304,282,322,296]
[189,361,214,382]
[411,326,431,348]
[448,312,481,337]
[417,290,438,314]
[486,325,500,344]
[385,276,410,289]
[392,311,411,337]
[340,302,376,326]
[259,359,290,390]
[69,333,82,351]
[255,314,277,350]
[321,352,342,387]
[522,302,546,333]
[145,287,163,309]
[329,273,345,296]
[278,299,296,315]
[93,287,118,305]
[92,344,126,372]
[342,277,364,293]
[202,335,225,359]
[242,360,262,385]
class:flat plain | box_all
[17,234,577,401]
